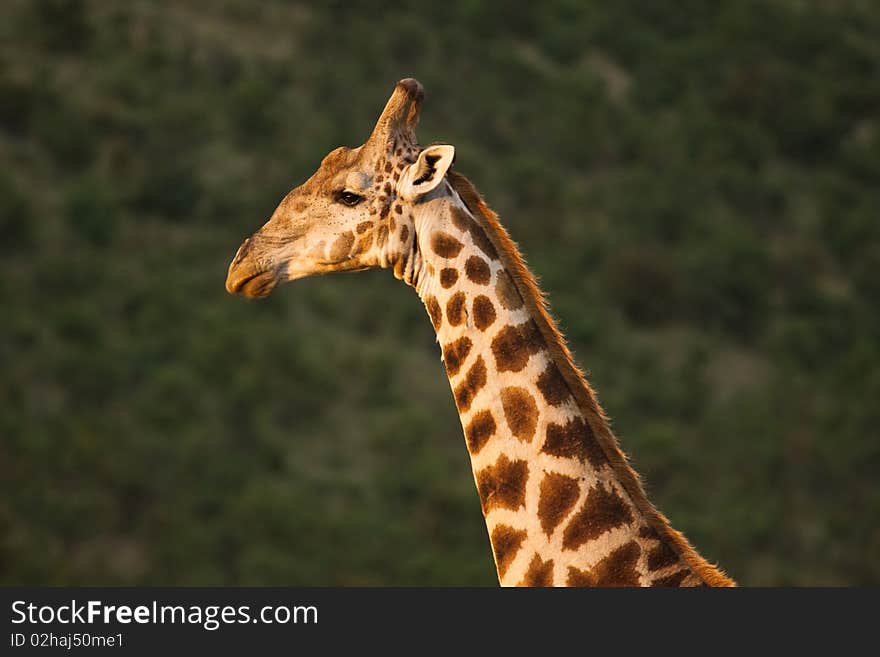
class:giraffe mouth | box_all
[226,269,279,298]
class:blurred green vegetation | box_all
[1,0,878,585]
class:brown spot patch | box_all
[561,483,633,550]
[431,231,464,259]
[454,356,487,412]
[492,325,530,373]
[439,267,459,288]
[500,386,538,442]
[537,472,580,536]
[566,541,642,587]
[464,410,496,454]
[377,224,390,248]
[472,295,496,331]
[566,567,594,587]
[357,233,374,253]
[490,321,542,373]
[468,217,499,260]
[490,525,527,580]
[389,215,396,232]
[647,541,681,572]
[595,541,642,586]
[541,416,605,468]
[449,206,498,259]
[394,204,402,214]
[536,362,570,406]
[520,319,546,354]
[426,296,442,331]
[519,554,554,587]
[476,454,528,513]
[329,231,354,261]
[445,291,467,327]
[384,162,392,173]
[651,569,690,587]
[400,225,409,242]
[442,337,472,378]
[450,205,470,232]
[464,255,491,285]
[495,269,523,310]
[356,221,373,235]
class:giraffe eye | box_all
[336,190,364,207]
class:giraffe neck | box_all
[405,171,733,587]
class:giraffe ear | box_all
[398,144,455,200]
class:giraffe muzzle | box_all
[226,267,279,298]
[225,238,280,298]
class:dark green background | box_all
[2,0,878,585]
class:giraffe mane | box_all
[446,169,735,587]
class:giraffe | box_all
[225,79,735,587]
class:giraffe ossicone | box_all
[225,78,735,587]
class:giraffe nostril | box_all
[232,237,253,266]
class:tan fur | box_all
[447,170,735,587]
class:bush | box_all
[681,228,773,341]
[65,178,118,246]
[603,246,680,325]
[0,173,32,250]
[30,0,92,53]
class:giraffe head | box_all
[225,78,455,297]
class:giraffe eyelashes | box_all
[336,190,365,207]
